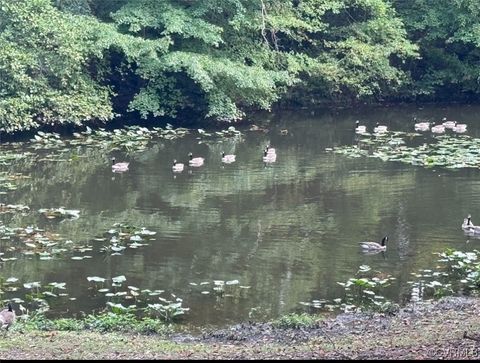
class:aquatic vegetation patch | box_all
[146,296,190,323]
[335,265,398,313]
[31,125,190,153]
[84,274,188,323]
[0,151,34,166]
[327,134,480,170]
[0,203,30,214]
[0,221,156,266]
[296,264,399,315]
[303,250,480,316]
[0,174,21,194]
[8,124,243,162]
[188,279,250,298]
[4,272,188,327]
[0,225,70,262]
[97,223,155,255]
[407,249,480,300]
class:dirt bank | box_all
[1,296,479,360]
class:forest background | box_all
[1,0,479,133]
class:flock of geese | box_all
[111,145,278,173]
[114,116,467,173]
[414,117,467,134]
[355,117,468,135]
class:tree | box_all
[0,0,116,132]
[395,0,480,100]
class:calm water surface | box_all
[2,104,480,328]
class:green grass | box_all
[272,313,322,329]
[0,298,479,359]
[14,311,172,336]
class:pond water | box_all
[1,103,480,328]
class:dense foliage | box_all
[395,0,480,100]
[0,0,478,132]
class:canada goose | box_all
[188,153,204,167]
[442,117,457,129]
[221,152,236,163]
[359,236,388,251]
[414,118,431,131]
[462,215,480,233]
[262,149,276,163]
[373,122,388,133]
[172,160,184,172]
[431,124,445,134]
[453,123,467,133]
[355,120,367,134]
[111,157,129,172]
[0,303,15,332]
[414,123,430,131]
[462,216,471,230]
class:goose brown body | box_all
[359,236,388,251]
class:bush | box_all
[272,313,320,329]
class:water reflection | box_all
[1,104,480,327]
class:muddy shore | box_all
[1,296,479,359]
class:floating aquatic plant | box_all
[146,295,189,323]
[328,134,480,170]
[335,265,396,313]
[0,204,30,214]
[98,223,153,255]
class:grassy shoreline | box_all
[1,296,479,360]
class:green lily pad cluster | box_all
[31,124,242,154]
[189,279,250,297]
[1,279,74,315]
[0,204,30,214]
[0,225,69,262]
[0,203,80,219]
[0,221,158,265]
[146,296,189,323]
[299,264,397,314]
[328,133,480,169]
[335,267,396,312]
[72,126,180,152]
[17,124,244,164]
[406,249,480,300]
[0,220,191,322]
[97,223,155,255]
[85,274,189,322]
[0,150,34,166]
[30,131,66,148]
[0,174,22,194]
